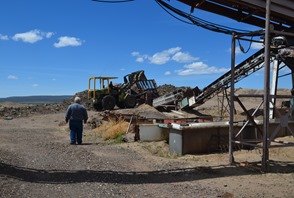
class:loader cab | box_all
[88,76,137,111]
[88,76,118,100]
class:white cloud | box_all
[46,32,54,38]
[148,47,181,65]
[136,57,144,63]
[12,29,54,43]
[251,42,264,50]
[131,52,139,56]
[0,34,9,40]
[54,36,82,48]
[32,84,39,87]
[176,61,229,76]
[132,47,198,65]
[164,71,171,75]
[132,47,228,76]
[149,53,170,64]
[8,75,18,80]
[132,52,147,63]
[13,30,42,43]
[172,52,198,63]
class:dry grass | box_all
[141,141,179,158]
[91,117,129,141]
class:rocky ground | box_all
[0,87,294,197]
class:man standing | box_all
[65,96,88,145]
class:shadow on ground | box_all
[1,160,293,184]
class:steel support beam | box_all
[262,0,271,172]
[229,33,236,164]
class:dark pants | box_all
[69,120,83,144]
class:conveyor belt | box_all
[180,48,267,109]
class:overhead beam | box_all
[178,0,294,31]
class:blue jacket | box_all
[65,103,88,123]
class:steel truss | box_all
[229,0,294,172]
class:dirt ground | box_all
[1,89,294,197]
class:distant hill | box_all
[0,95,72,104]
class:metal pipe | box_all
[262,0,271,172]
[269,58,279,119]
[271,30,294,37]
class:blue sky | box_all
[0,0,292,97]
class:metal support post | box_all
[229,33,236,164]
[262,0,271,172]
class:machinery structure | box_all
[88,70,159,110]
[156,0,294,171]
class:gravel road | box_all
[1,112,294,198]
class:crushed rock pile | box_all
[157,84,190,96]
[87,104,169,130]
[115,103,169,120]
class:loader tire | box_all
[102,95,116,110]
[117,101,125,109]
[124,94,137,108]
[93,100,102,111]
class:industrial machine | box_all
[88,70,159,110]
